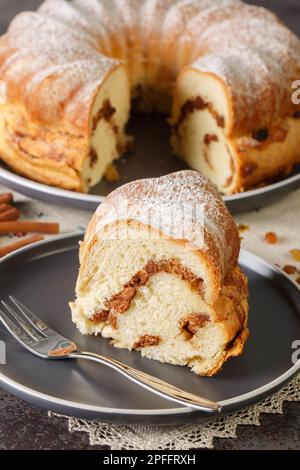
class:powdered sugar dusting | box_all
[192,9,300,132]
[92,171,240,277]
[1,9,118,131]
[1,0,299,134]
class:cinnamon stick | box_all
[0,207,20,222]
[0,221,59,235]
[0,193,13,204]
[0,235,44,258]
[0,203,12,214]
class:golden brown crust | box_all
[192,264,249,376]
[231,117,300,192]
[172,72,300,194]
[203,328,249,376]
[0,57,125,191]
[0,105,86,191]
[213,265,248,340]
[0,1,299,193]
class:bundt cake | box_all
[0,0,300,194]
[70,171,249,376]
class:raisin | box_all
[293,110,300,119]
[238,224,250,233]
[283,265,297,275]
[264,232,278,244]
[290,249,300,262]
[252,129,269,142]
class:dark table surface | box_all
[0,0,299,451]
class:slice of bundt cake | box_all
[70,170,249,376]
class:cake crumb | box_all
[104,163,120,183]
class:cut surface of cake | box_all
[0,0,300,194]
[70,171,249,376]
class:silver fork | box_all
[0,296,222,413]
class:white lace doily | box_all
[49,373,300,450]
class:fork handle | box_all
[69,351,221,413]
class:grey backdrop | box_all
[0,0,299,451]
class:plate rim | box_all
[0,233,299,417]
[0,164,299,207]
[0,165,103,205]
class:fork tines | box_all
[0,296,47,345]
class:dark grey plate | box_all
[0,234,299,425]
[0,115,299,213]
